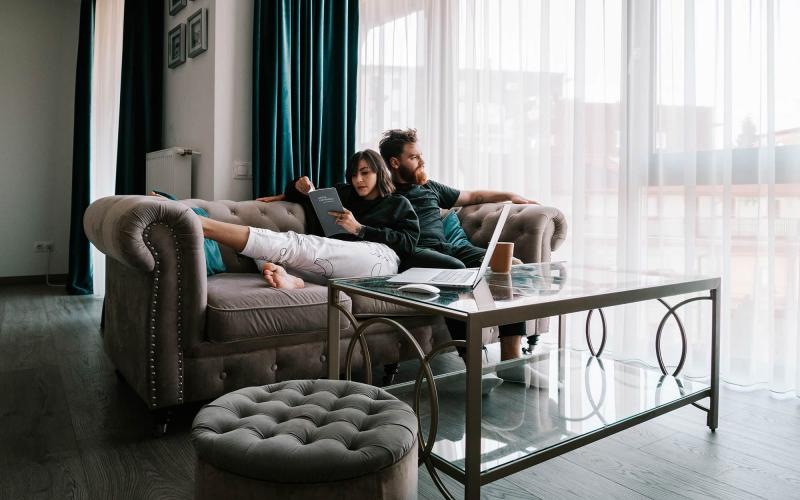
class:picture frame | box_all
[169,0,187,16]
[167,24,186,69]
[187,8,208,58]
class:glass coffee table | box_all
[327,262,720,499]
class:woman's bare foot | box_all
[261,262,304,289]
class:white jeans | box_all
[241,227,400,284]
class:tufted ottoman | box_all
[191,380,418,499]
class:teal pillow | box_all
[152,191,226,276]
[442,210,471,248]
[190,207,227,276]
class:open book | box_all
[308,188,349,237]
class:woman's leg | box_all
[243,228,399,283]
[200,218,250,252]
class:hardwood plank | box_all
[505,455,649,499]
[641,416,800,480]
[0,452,88,500]
[78,434,194,500]
[562,436,759,499]
[641,431,800,499]
[418,464,542,500]
[0,291,60,370]
[0,366,80,466]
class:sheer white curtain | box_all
[90,0,125,295]
[357,0,800,396]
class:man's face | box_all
[391,143,428,185]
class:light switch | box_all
[233,161,251,179]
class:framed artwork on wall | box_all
[167,24,186,69]
[187,8,208,58]
[169,0,187,16]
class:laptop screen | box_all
[471,204,512,287]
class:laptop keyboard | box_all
[431,270,474,283]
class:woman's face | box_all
[351,160,379,200]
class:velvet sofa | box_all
[84,195,566,428]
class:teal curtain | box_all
[67,0,95,295]
[116,0,163,195]
[252,0,359,197]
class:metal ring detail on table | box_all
[342,317,439,467]
[655,297,710,376]
[585,308,607,357]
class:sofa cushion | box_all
[206,273,351,342]
[350,294,422,317]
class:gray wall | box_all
[0,0,80,278]
[0,0,252,278]
[164,0,252,202]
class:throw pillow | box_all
[191,207,227,276]
[442,210,471,248]
[152,191,226,276]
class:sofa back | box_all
[182,200,308,273]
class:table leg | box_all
[327,286,340,380]
[708,287,720,431]
[464,318,482,499]
[558,314,566,349]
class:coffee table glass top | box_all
[331,262,715,314]
[386,347,709,474]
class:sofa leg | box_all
[152,408,173,437]
[382,363,400,386]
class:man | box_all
[379,128,545,388]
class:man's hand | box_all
[255,194,286,203]
[456,189,540,206]
[510,194,539,205]
[295,176,315,195]
[328,209,361,235]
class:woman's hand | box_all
[295,176,315,195]
[328,209,362,235]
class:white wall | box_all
[163,0,253,202]
[163,0,216,200]
[213,0,253,201]
[0,0,80,278]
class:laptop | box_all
[387,204,512,288]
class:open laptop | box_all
[387,204,512,288]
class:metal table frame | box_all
[327,272,720,499]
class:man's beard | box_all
[414,167,428,185]
[396,164,428,185]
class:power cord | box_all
[45,248,64,288]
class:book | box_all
[308,187,349,237]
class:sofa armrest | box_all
[84,195,207,409]
[457,203,567,263]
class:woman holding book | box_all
[200,149,418,288]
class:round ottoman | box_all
[191,379,418,500]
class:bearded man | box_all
[379,129,546,388]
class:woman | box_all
[201,150,419,289]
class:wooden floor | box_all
[1,284,799,499]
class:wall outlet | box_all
[33,241,54,253]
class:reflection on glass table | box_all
[386,346,709,474]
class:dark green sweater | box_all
[284,180,420,256]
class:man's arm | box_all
[455,189,538,206]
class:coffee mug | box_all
[489,242,514,273]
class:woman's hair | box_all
[347,149,395,198]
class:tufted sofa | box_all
[84,195,567,421]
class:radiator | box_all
[145,147,198,199]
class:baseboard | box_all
[0,274,68,286]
